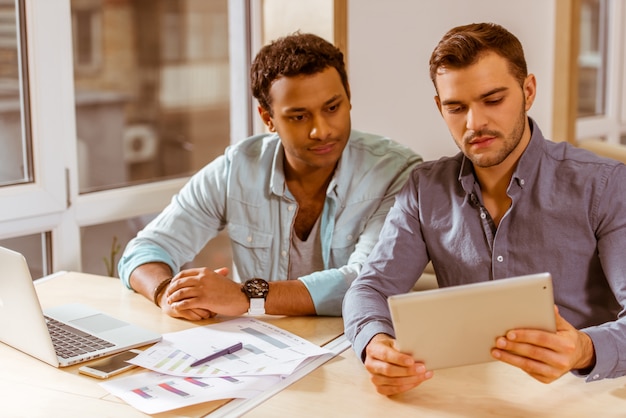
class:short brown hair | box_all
[251,32,349,115]
[429,23,528,91]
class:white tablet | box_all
[387,272,556,370]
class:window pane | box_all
[81,217,149,278]
[71,0,230,194]
[0,233,49,280]
[0,0,32,187]
[578,0,607,117]
[81,216,232,278]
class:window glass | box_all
[71,0,230,193]
[80,217,151,278]
[81,216,232,278]
[578,0,607,117]
[0,233,48,280]
[0,0,32,187]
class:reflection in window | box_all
[578,0,607,117]
[72,4,101,72]
[71,0,230,193]
[0,233,49,280]
[0,0,32,187]
[81,216,232,278]
[81,217,151,278]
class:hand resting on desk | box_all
[163,266,318,319]
[130,262,318,320]
[165,267,246,319]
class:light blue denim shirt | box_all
[344,118,626,381]
[119,130,422,316]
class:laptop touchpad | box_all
[71,314,128,333]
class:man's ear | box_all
[258,106,275,132]
[523,74,537,112]
[434,95,443,115]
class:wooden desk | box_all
[1,272,344,417]
[246,344,626,417]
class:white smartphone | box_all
[78,349,141,379]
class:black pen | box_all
[190,342,243,367]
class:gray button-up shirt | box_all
[344,118,626,381]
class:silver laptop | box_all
[387,272,556,370]
[0,246,161,367]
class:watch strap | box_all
[241,278,269,315]
[248,297,266,315]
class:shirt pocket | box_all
[329,222,360,266]
[228,223,273,278]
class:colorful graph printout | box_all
[129,317,330,377]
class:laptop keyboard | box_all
[45,316,114,359]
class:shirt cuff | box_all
[573,327,621,382]
[117,243,176,289]
[352,320,395,363]
[299,269,348,316]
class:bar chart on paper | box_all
[128,317,331,377]
[143,346,253,376]
[101,371,280,414]
[101,318,329,414]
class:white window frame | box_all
[1,0,254,273]
[0,0,68,239]
[576,0,626,143]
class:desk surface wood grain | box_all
[1,272,344,418]
[246,338,626,418]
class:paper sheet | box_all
[100,371,280,414]
[100,317,331,413]
[128,317,330,377]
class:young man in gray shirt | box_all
[343,22,626,395]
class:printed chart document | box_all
[100,372,280,415]
[129,317,330,377]
[100,317,331,414]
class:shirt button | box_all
[288,205,295,211]
[247,236,252,243]
[520,179,525,186]
[592,374,600,380]
[347,234,353,241]
[480,212,486,219]
[281,250,287,257]
[497,255,504,262]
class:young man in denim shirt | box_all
[118,33,421,320]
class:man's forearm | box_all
[264,279,317,316]
[129,262,174,305]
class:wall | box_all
[347,0,557,160]
[262,0,334,43]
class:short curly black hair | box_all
[250,32,349,116]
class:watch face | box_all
[242,278,269,298]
